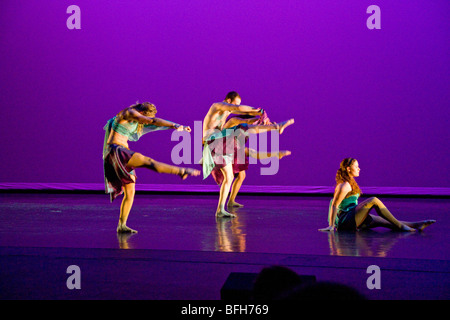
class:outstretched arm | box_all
[223,116,260,129]
[151,117,192,132]
[214,102,263,116]
[319,183,351,231]
[125,108,191,132]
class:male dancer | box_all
[202,92,294,217]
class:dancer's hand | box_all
[319,225,335,232]
[176,125,191,132]
[248,108,262,116]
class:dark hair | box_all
[126,101,158,134]
[335,157,361,196]
[224,91,241,103]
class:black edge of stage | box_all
[1,246,449,300]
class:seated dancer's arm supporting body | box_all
[323,183,351,232]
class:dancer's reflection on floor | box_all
[326,229,416,257]
[215,207,247,252]
[117,232,136,249]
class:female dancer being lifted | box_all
[202,91,294,218]
[103,102,200,233]
[319,158,435,232]
[212,95,292,208]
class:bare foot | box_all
[227,200,244,208]
[279,150,291,159]
[180,168,201,180]
[413,220,436,231]
[216,209,236,218]
[399,224,415,232]
[276,119,295,135]
[117,224,138,234]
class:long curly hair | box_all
[335,157,361,197]
[133,101,157,116]
[131,101,157,134]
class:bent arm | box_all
[214,102,262,115]
[124,108,156,125]
[125,108,182,129]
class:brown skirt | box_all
[103,144,136,202]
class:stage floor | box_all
[0,193,449,300]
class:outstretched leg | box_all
[360,215,398,230]
[355,197,414,231]
[117,180,138,233]
[247,119,294,135]
[227,148,292,208]
[360,214,436,232]
[127,152,200,179]
[248,148,292,160]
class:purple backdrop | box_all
[0,1,449,190]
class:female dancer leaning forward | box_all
[103,102,200,233]
[319,158,435,232]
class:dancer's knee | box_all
[144,157,154,167]
[143,157,160,172]
[372,197,383,206]
[367,197,384,208]
[123,183,135,198]
[362,197,376,209]
[224,174,234,184]
[222,171,234,184]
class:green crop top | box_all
[103,117,170,159]
[328,193,360,221]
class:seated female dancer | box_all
[103,101,200,233]
[319,158,435,232]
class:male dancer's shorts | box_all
[103,144,136,202]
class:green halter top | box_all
[338,194,359,213]
[102,116,169,159]
[329,193,360,226]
